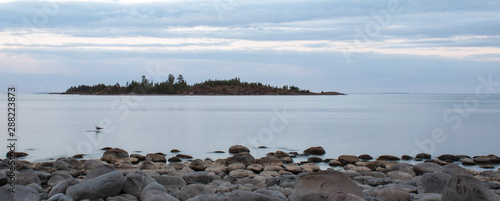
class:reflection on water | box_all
[1,94,499,170]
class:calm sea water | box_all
[1,94,499,169]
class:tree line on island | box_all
[64,75,344,95]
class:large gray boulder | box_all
[142,190,179,201]
[48,171,73,186]
[1,185,40,201]
[16,170,41,186]
[122,170,157,197]
[327,192,366,201]
[376,187,410,201]
[182,172,219,185]
[66,171,125,200]
[228,145,250,154]
[84,165,115,181]
[47,193,74,201]
[442,175,499,201]
[186,194,223,201]
[48,178,79,198]
[290,170,364,201]
[412,162,441,175]
[140,182,167,201]
[178,184,215,201]
[421,173,452,193]
[434,163,471,177]
[152,175,187,188]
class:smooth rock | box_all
[442,174,499,201]
[303,146,326,155]
[473,155,491,164]
[228,145,250,154]
[48,171,73,186]
[169,157,182,162]
[106,194,138,201]
[47,193,74,201]
[376,187,410,201]
[300,163,320,172]
[181,172,219,185]
[247,164,264,173]
[122,170,157,197]
[376,155,400,161]
[461,158,477,165]
[16,170,41,186]
[435,163,471,177]
[328,160,343,167]
[228,163,246,172]
[178,184,215,201]
[412,162,441,175]
[387,171,413,181]
[226,153,255,166]
[421,173,452,193]
[142,189,179,201]
[139,161,157,170]
[285,164,301,174]
[48,178,79,198]
[152,175,186,188]
[290,170,364,201]
[416,153,431,159]
[229,169,255,178]
[146,153,167,163]
[228,190,284,201]
[358,154,373,160]
[139,182,167,201]
[189,159,211,171]
[308,157,323,163]
[66,171,125,200]
[339,155,359,165]
[4,185,40,201]
[186,194,222,201]
[401,155,413,160]
[488,154,500,163]
[388,163,416,176]
[258,156,284,166]
[327,192,366,201]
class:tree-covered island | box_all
[63,75,344,95]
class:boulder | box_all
[47,193,73,201]
[461,158,477,165]
[376,155,400,161]
[189,159,211,171]
[438,154,460,162]
[442,175,499,201]
[16,170,41,186]
[0,188,15,201]
[146,153,167,163]
[473,155,491,164]
[227,163,246,172]
[247,164,264,173]
[169,157,182,162]
[84,165,115,181]
[303,146,326,155]
[106,194,138,201]
[376,187,410,201]
[412,162,441,175]
[139,161,157,170]
[228,190,284,201]
[488,154,500,163]
[122,170,157,197]
[327,192,366,201]
[48,178,79,198]
[83,159,105,174]
[182,172,219,185]
[186,194,222,201]
[435,163,471,177]
[229,169,255,178]
[285,164,301,174]
[228,145,250,154]
[416,153,431,159]
[177,154,194,159]
[130,154,146,161]
[308,157,323,163]
[142,190,179,201]
[401,155,413,160]
[338,155,359,165]
[178,184,215,201]
[421,173,452,193]
[227,153,255,166]
[358,154,373,160]
[289,170,364,201]
[258,156,283,166]
[388,163,416,176]
[66,171,125,200]
[152,175,186,188]
[386,171,413,181]
[139,182,167,201]
[47,171,73,186]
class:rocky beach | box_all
[1,145,500,201]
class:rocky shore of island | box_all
[1,145,500,201]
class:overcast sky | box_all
[1,0,499,93]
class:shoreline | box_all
[2,146,499,200]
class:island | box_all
[61,75,345,95]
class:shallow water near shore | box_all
[1,94,499,170]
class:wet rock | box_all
[227,163,246,172]
[303,146,326,155]
[130,154,146,161]
[146,153,167,163]
[358,154,373,161]
[488,154,500,163]
[189,159,211,171]
[412,162,441,176]
[84,165,115,181]
[442,174,499,201]
[171,149,181,153]
[421,173,452,193]
[376,155,400,161]
[66,171,125,200]
[102,148,129,159]
[387,171,413,181]
[473,155,491,164]
[435,163,471,177]
[416,153,431,159]
[328,160,343,167]
[308,157,323,163]
[186,194,222,201]
[228,145,250,154]
[247,164,264,173]
[142,190,179,201]
[338,155,359,165]
[107,194,138,201]
[461,158,477,165]
[285,164,301,174]
[229,169,255,179]
[258,156,284,166]
[438,154,460,162]
[6,151,28,158]
[16,170,41,186]
[401,155,413,160]
[177,154,193,159]
[300,163,320,172]
[139,161,157,170]
[169,157,182,162]
[47,171,73,186]
[290,170,364,201]
[178,184,215,201]
[47,193,73,201]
